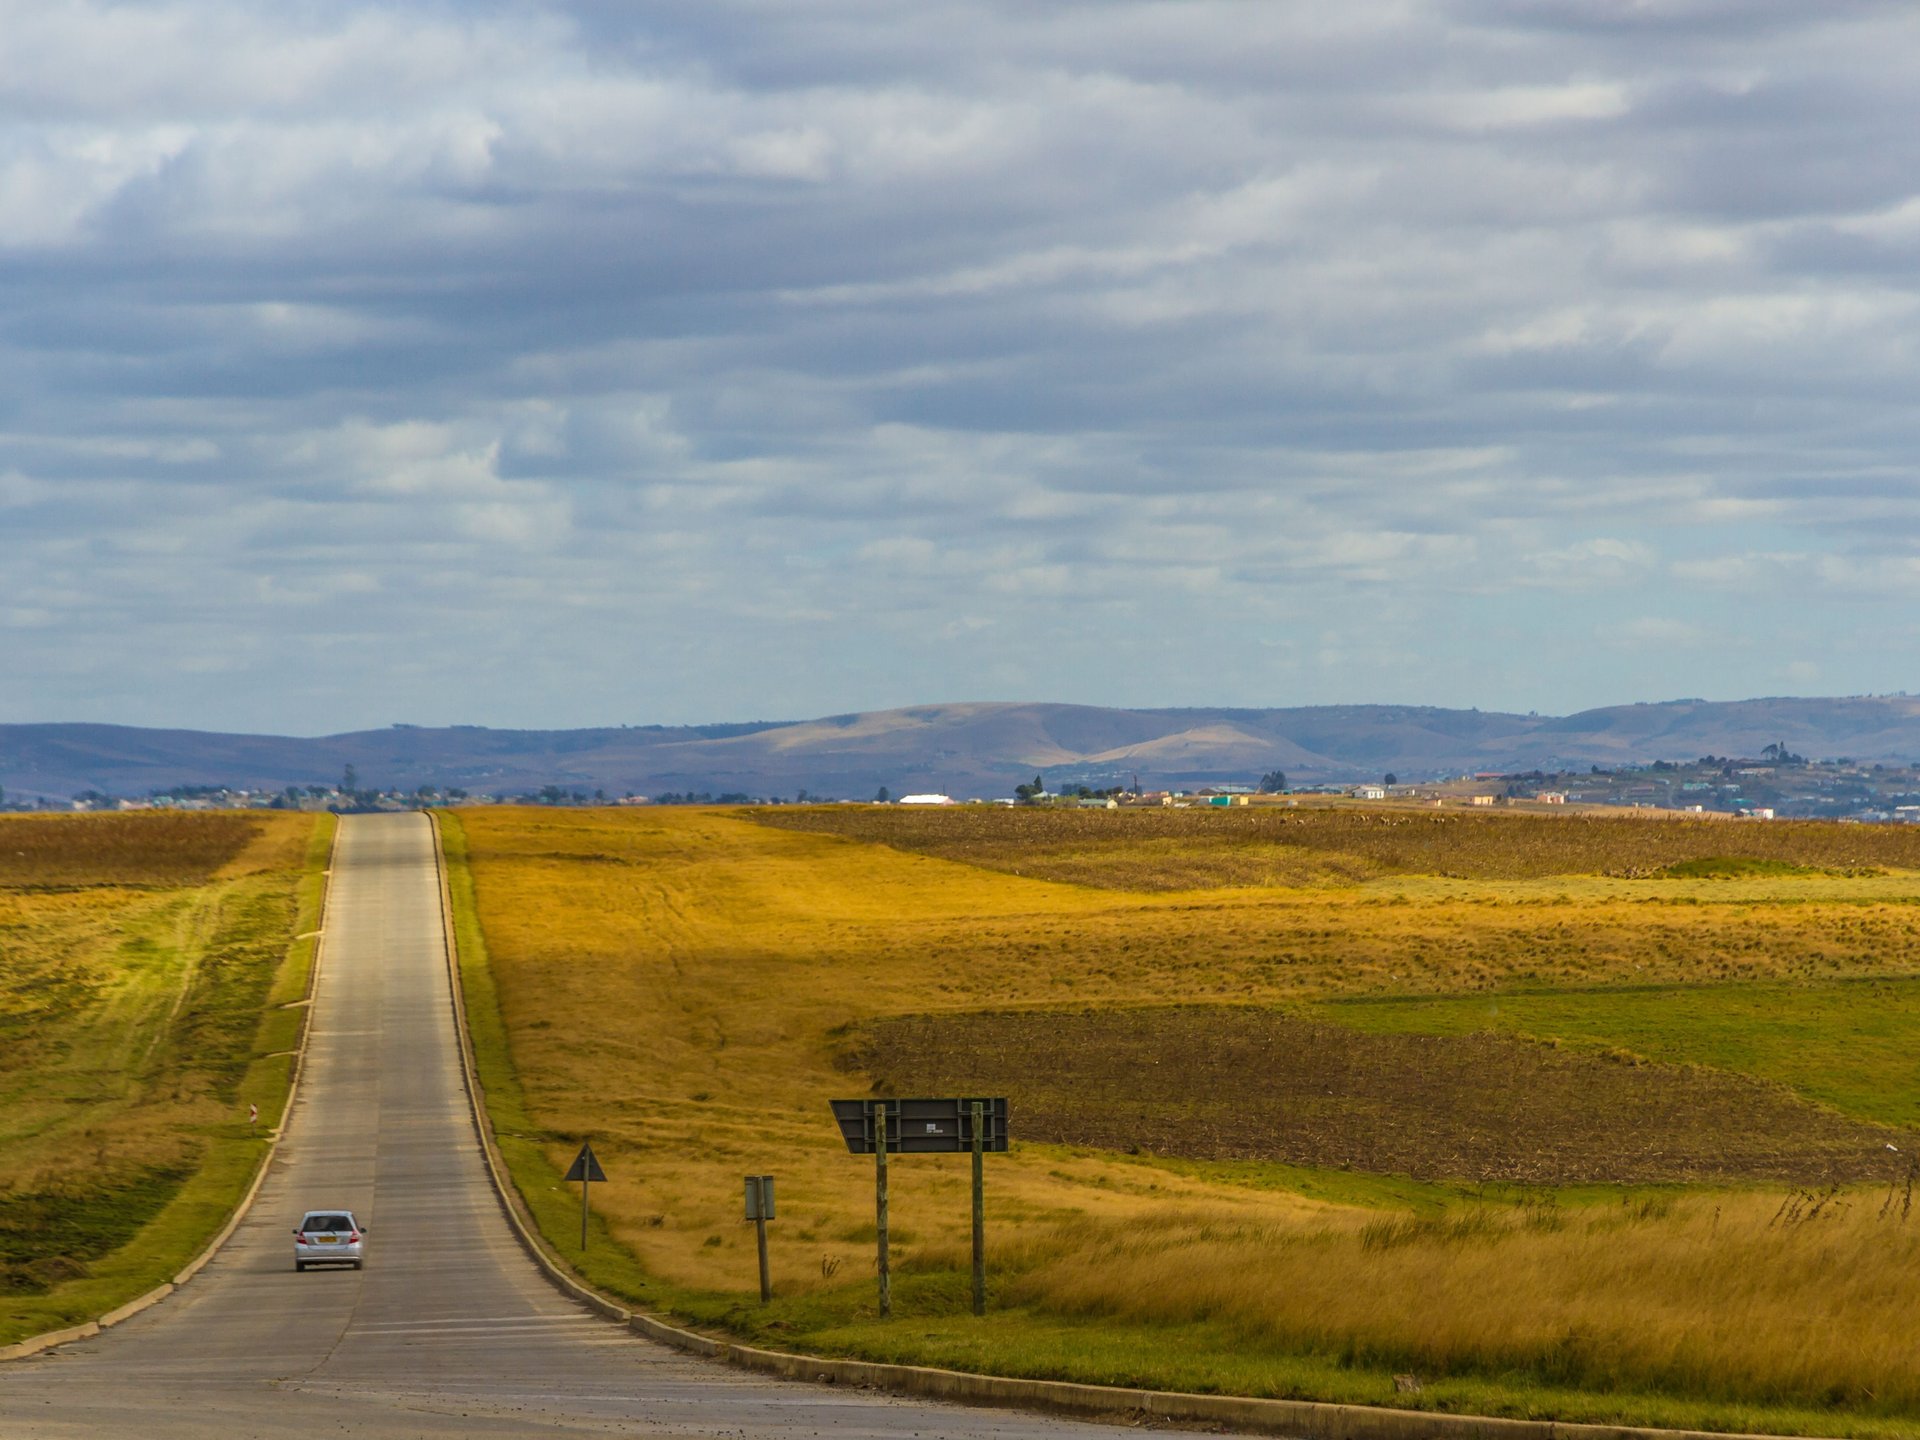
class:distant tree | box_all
[1013,774,1048,802]
[1259,770,1288,793]
[341,764,358,793]
[875,786,891,803]
[1384,773,1398,786]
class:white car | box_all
[292,1209,366,1271]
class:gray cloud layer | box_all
[6,1,1920,730]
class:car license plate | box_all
[315,1235,338,1244]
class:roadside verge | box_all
[424,810,1831,1440]
[1,814,340,1363]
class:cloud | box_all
[1603,617,1712,650]
[1519,537,1656,589]
[5,0,1920,729]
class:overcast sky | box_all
[7,1,1920,733]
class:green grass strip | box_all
[0,814,335,1347]
[1315,977,1920,1128]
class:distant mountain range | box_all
[7,697,1920,803]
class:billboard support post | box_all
[971,1100,985,1317]
[829,1098,1006,1320]
[874,1104,891,1319]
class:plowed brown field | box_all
[0,811,264,888]
[754,803,1920,888]
[854,1005,1902,1184]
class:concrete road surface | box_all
[0,813,1182,1438]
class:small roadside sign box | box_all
[744,1174,775,1220]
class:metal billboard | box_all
[829,1097,1008,1154]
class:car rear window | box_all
[304,1215,352,1231]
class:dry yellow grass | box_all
[449,804,1920,1420]
[453,807,1352,1293]
[1018,1191,1920,1408]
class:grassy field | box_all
[0,810,332,1345]
[755,802,1920,886]
[443,804,1920,1435]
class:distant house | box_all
[898,793,955,805]
[1470,795,1496,807]
[1536,791,1567,804]
[1353,786,1387,801]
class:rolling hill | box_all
[6,696,1920,802]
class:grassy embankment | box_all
[442,804,1920,1436]
[0,811,333,1345]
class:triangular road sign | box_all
[563,1141,607,1183]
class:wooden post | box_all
[971,1100,986,1316]
[755,1212,771,1303]
[580,1170,590,1252]
[875,1102,891,1319]
[745,1175,774,1302]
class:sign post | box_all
[744,1175,775,1303]
[874,1105,890,1318]
[564,1141,607,1252]
[829,1098,1007,1320]
[971,1100,986,1317]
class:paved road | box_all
[0,813,1173,1438]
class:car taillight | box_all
[348,1232,359,1242]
